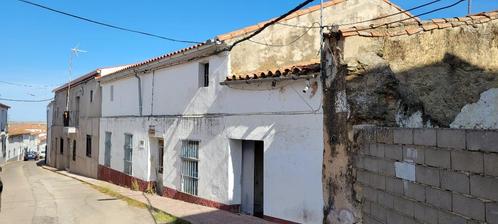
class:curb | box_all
[40,165,187,224]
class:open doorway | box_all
[241,140,264,217]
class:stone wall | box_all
[354,126,498,224]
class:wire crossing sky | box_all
[1,0,497,121]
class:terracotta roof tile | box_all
[436,22,452,29]
[224,63,320,82]
[217,0,413,41]
[406,27,423,35]
[8,123,46,136]
[422,23,438,31]
[99,42,208,79]
[336,9,498,38]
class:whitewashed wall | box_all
[100,52,324,223]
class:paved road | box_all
[0,161,156,224]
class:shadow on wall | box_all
[346,53,498,128]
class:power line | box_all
[341,0,466,32]
[227,0,315,51]
[276,0,444,29]
[245,0,459,48]
[0,80,54,89]
[247,23,318,47]
[0,97,53,102]
[16,0,202,44]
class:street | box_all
[0,161,156,224]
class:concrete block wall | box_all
[354,127,498,224]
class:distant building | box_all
[7,122,46,161]
[0,103,9,165]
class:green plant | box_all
[131,178,140,191]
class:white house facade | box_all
[93,1,411,223]
[98,47,324,223]
[0,103,9,165]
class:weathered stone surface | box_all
[425,147,451,169]
[452,193,485,221]
[466,129,498,152]
[440,170,470,194]
[426,187,452,211]
[470,175,498,201]
[414,128,437,146]
[437,129,466,149]
[384,144,403,161]
[484,153,498,177]
[394,128,413,145]
[451,150,484,173]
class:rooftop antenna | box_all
[65,45,87,111]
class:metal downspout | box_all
[134,73,143,116]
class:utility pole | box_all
[468,0,472,15]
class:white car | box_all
[39,150,46,159]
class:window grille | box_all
[181,140,199,195]
[124,134,133,175]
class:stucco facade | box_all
[93,1,414,223]
[49,67,121,178]
[0,104,9,165]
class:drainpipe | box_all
[134,73,143,116]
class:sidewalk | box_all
[42,166,271,224]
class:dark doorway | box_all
[241,140,264,217]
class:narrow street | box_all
[0,161,156,224]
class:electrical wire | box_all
[16,0,202,44]
[341,0,466,32]
[227,0,315,51]
[247,0,465,48]
[276,0,444,28]
[0,97,53,102]
[247,22,318,47]
[0,80,54,89]
[244,0,460,48]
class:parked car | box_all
[39,150,46,159]
[24,152,37,161]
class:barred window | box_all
[124,134,133,175]
[181,140,199,195]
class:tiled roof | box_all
[53,65,130,92]
[98,42,208,79]
[8,123,46,136]
[339,10,498,37]
[217,0,415,41]
[0,103,9,109]
[224,63,320,82]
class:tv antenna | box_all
[65,45,87,111]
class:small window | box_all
[181,140,199,195]
[72,140,76,161]
[90,90,94,103]
[199,62,209,87]
[60,138,64,154]
[86,135,92,157]
[110,85,114,102]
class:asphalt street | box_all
[0,161,156,224]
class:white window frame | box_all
[180,140,199,195]
[124,133,133,175]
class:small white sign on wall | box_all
[394,161,415,181]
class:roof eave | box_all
[98,42,224,84]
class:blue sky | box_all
[1,0,497,121]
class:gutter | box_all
[134,73,143,116]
